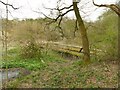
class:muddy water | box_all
[0,68,30,88]
[0,70,20,82]
[0,68,30,82]
[0,69,20,88]
[0,70,20,84]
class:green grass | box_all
[2,48,66,71]
[2,48,118,88]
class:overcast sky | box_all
[0,0,118,21]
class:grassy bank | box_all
[2,47,118,88]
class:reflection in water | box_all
[0,68,30,88]
[0,70,20,82]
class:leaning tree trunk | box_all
[118,13,120,89]
[73,2,90,62]
[118,2,120,89]
[118,1,120,60]
[118,14,120,87]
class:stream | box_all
[0,68,30,88]
[0,69,20,83]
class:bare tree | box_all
[0,0,19,83]
[38,0,90,62]
[73,0,90,62]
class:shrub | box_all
[20,41,42,59]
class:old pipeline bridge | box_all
[36,41,103,57]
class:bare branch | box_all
[73,20,78,37]
[58,5,73,11]
[45,8,74,25]
[33,9,73,26]
[92,0,120,16]
[44,5,73,11]
[33,10,53,20]
[0,0,19,10]
[34,4,74,39]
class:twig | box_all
[0,0,19,10]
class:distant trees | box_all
[89,10,117,59]
[92,0,120,59]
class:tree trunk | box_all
[118,1,120,64]
[73,2,90,62]
[118,1,120,60]
[118,14,120,89]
